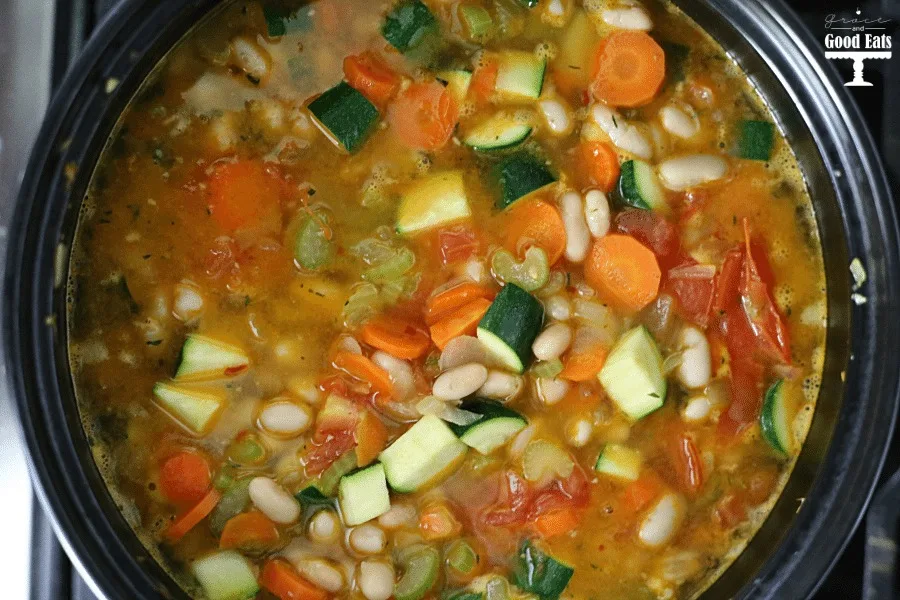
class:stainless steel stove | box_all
[0,0,896,598]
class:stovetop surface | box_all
[10,0,900,598]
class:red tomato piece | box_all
[438,226,480,265]
[614,208,682,270]
[304,429,356,475]
[207,161,284,234]
[666,264,716,328]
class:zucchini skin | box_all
[308,82,379,153]
[477,283,544,371]
[737,119,775,161]
[493,152,556,209]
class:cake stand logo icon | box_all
[823,7,892,86]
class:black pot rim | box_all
[4,1,898,599]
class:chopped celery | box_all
[459,4,494,41]
[522,440,573,483]
[294,210,334,271]
[363,246,416,284]
[395,545,440,600]
[343,283,380,327]
[446,540,479,575]
[226,434,266,466]
[317,449,358,496]
[531,358,563,379]
[491,246,549,292]
[352,238,398,265]
[381,273,421,304]
[485,577,510,600]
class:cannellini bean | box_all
[231,36,271,81]
[547,0,566,17]
[478,370,524,400]
[335,335,362,355]
[309,510,340,543]
[297,558,345,593]
[439,336,486,371]
[533,323,573,361]
[658,155,728,191]
[378,504,417,529]
[173,282,203,321]
[249,477,300,524]
[545,295,572,321]
[676,327,711,389]
[536,377,569,406]
[559,192,591,263]
[565,418,593,447]
[584,189,611,238]
[539,99,572,135]
[659,104,700,139]
[639,494,685,547]
[589,104,652,159]
[602,7,652,30]
[349,524,387,555]
[464,258,486,283]
[359,561,395,600]
[682,395,711,423]
[433,363,489,400]
[258,400,312,437]
[372,351,415,399]
[508,424,537,459]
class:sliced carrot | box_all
[469,58,498,103]
[577,141,620,192]
[360,315,431,359]
[388,81,459,151]
[159,451,211,506]
[584,234,661,313]
[419,501,462,540]
[207,160,283,234]
[429,297,492,350]
[355,410,388,467]
[503,198,567,265]
[425,283,493,325]
[532,508,583,539]
[333,352,394,399]
[559,345,608,382]
[343,51,400,109]
[219,511,280,551]
[621,472,663,513]
[262,559,331,600]
[590,31,665,108]
[165,488,221,542]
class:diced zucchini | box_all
[338,462,391,525]
[438,70,473,105]
[513,540,574,600]
[594,444,642,482]
[379,415,468,492]
[616,159,667,212]
[293,209,335,271]
[493,152,556,209]
[446,540,479,575]
[495,51,546,101]
[760,379,792,454]
[463,112,532,152]
[382,0,437,53]
[448,398,527,455]
[308,82,379,153]
[191,551,259,600]
[396,171,472,235]
[175,334,249,381]
[553,10,599,95]
[598,326,666,420]
[477,283,544,373]
[737,119,775,161]
[153,382,225,434]
[458,4,494,41]
[295,485,335,509]
[394,545,440,600]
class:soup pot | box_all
[4,0,899,598]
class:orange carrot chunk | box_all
[165,488,221,542]
[343,52,400,109]
[219,511,280,551]
[429,298,492,350]
[503,198,567,265]
[590,31,665,108]
[207,160,283,234]
[560,345,608,382]
[388,81,459,151]
[159,451,211,506]
[419,501,463,540]
[532,508,584,539]
[333,352,394,399]
[425,283,493,325]
[361,315,431,359]
[584,234,661,313]
[262,559,331,600]
[355,410,389,467]
[578,141,620,192]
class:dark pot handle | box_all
[864,468,900,599]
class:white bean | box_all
[539,99,572,135]
[249,477,300,524]
[658,155,728,191]
[231,36,270,81]
[478,370,524,400]
[439,336,486,371]
[589,104,652,159]
[676,327,711,389]
[602,7,652,30]
[565,418,593,448]
[532,323,573,361]
[258,400,312,437]
[372,351,415,399]
[545,295,572,321]
[508,424,537,459]
[559,192,591,263]
[584,189,611,238]
[536,377,569,406]
[433,363,488,400]
[349,524,387,555]
[464,258,486,284]
[659,104,700,139]
[682,395,711,423]
[296,558,345,593]
[309,510,340,543]
[639,494,684,547]
[173,282,203,321]
[547,0,566,17]
[335,335,362,355]
[359,561,395,600]
[378,504,417,529]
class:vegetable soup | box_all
[68,0,826,599]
